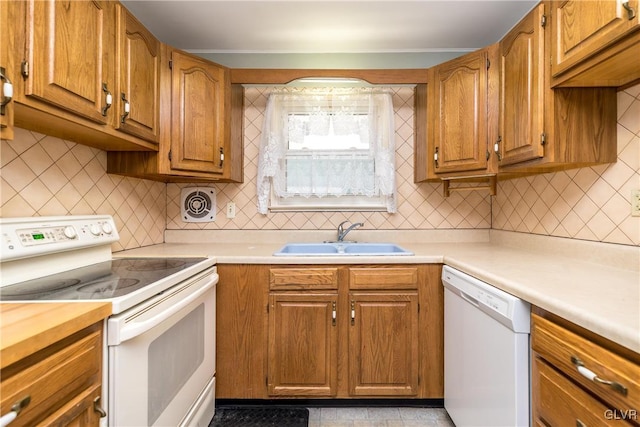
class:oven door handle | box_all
[112,274,217,345]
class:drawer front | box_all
[0,328,102,427]
[534,357,633,426]
[349,267,418,290]
[532,314,640,414]
[270,268,338,290]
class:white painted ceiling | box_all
[121,1,538,54]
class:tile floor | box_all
[307,407,455,427]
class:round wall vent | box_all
[181,187,216,222]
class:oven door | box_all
[106,267,217,427]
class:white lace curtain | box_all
[257,87,396,213]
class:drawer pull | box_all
[576,420,586,427]
[571,356,628,396]
[93,396,107,418]
[0,396,31,427]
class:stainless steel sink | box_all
[273,242,413,256]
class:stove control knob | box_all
[89,224,101,236]
[63,226,77,239]
[101,222,113,234]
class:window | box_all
[257,87,396,213]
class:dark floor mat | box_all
[209,406,309,427]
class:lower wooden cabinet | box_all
[0,322,105,427]
[531,309,640,426]
[216,264,443,399]
[268,293,338,397]
[348,292,419,396]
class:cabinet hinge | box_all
[486,58,490,69]
[267,303,269,313]
[486,150,490,161]
[169,60,173,69]
[541,133,546,146]
[418,303,420,313]
[541,14,547,28]
[21,61,29,78]
[168,150,172,161]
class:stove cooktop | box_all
[0,257,208,301]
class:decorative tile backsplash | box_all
[2,83,638,248]
[493,84,640,246]
[0,128,166,252]
[167,86,493,231]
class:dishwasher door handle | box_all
[458,290,480,307]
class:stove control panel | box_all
[0,215,119,261]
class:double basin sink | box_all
[273,242,413,256]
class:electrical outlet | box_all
[632,189,640,217]
[226,202,236,219]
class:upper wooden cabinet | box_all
[498,3,546,166]
[115,4,161,143]
[7,0,156,150]
[169,49,227,175]
[107,47,244,182]
[25,0,113,124]
[496,3,618,173]
[550,0,640,87]
[424,47,497,179]
[0,1,16,140]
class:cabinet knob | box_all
[102,83,112,116]
[571,356,628,396]
[494,136,502,161]
[622,1,636,20]
[0,66,13,116]
[93,396,107,418]
[0,396,30,427]
[120,92,130,124]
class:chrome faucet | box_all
[337,220,364,242]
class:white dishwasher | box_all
[442,265,531,427]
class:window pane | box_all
[287,113,369,150]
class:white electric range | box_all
[0,215,217,427]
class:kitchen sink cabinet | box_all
[495,3,618,174]
[216,264,443,400]
[0,321,105,427]
[107,47,244,182]
[531,309,640,426]
[348,267,420,396]
[268,292,339,397]
[417,46,499,181]
[549,0,640,87]
[348,292,419,396]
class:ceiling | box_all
[121,1,538,56]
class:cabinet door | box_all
[498,3,545,166]
[268,293,338,397]
[115,5,160,144]
[0,1,16,140]
[170,50,226,175]
[430,49,489,174]
[25,0,114,124]
[40,385,103,427]
[551,0,640,77]
[348,292,419,396]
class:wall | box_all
[166,86,493,231]
[2,84,637,247]
[493,84,640,246]
[0,128,166,252]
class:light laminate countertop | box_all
[117,230,640,354]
